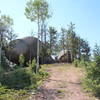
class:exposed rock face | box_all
[5,37,39,64]
[5,36,54,64]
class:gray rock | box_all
[5,36,54,64]
[5,37,41,64]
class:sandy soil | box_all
[28,63,99,100]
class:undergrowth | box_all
[0,60,49,100]
[74,58,100,98]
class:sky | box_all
[0,0,100,49]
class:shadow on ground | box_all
[33,87,65,100]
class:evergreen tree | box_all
[93,44,100,61]
[48,27,57,55]
[66,22,77,61]
[59,28,67,51]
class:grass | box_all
[0,87,30,100]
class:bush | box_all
[0,85,29,100]
[0,65,49,89]
[0,58,37,89]
[0,68,32,89]
[73,59,80,67]
[28,59,36,73]
[73,59,89,68]
[0,59,49,99]
[19,54,25,67]
[29,67,49,89]
[0,65,5,75]
[83,58,100,97]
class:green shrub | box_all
[0,68,32,89]
[19,54,25,67]
[73,59,89,68]
[0,65,49,89]
[83,58,100,97]
[0,85,29,100]
[30,67,49,89]
[0,65,5,75]
[28,59,36,73]
[73,59,80,67]
[0,61,49,99]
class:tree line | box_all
[25,0,90,70]
[0,0,91,73]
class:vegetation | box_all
[73,44,100,98]
[0,12,17,72]
[0,59,49,100]
[0,0,100,99]
[25,0,50,73]
[48,27,57,55]
[82,45,100,97]
[19,54,25,67]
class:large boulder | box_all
[5,37,41,64]
[5,36,55,65]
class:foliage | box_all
[0,68,32,89]
[0,12,17,72]
[67,23,90,62]
[0,65,5,75]
[25,0,50,22]
[48,26,57,55]
[83,61,100,97]
[73,58,89,68]
[0,85,29,100]
[25,0,50,43]
[0,12,17,44]
[28,58,37,73]
[93,44,100,60]
[59,28,67,51]
[25,0,50,73]
[19,54,25,67]
[57,22,91,62]
[0,50,9,72]
[0,63,48,90]
[83,45,100,97]
[73,59,80,67]
[0,64,49,99]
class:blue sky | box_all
[0,0,100,49]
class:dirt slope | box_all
[28,63,99,100]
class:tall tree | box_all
[0,13,16,70]
[66,22,77,61]
[59,28,67,51]
[59,22,91,62]
[93,44,100,61]
[48,27,57,55]
[40,0,50,43]
[25,0,50,73]
[80,39,90,61]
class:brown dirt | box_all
[28,63,99,100]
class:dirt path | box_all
[29,63,98,100]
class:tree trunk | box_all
[36,18,40,73]
[0,31,3,66]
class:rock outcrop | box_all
[5,36,54,65]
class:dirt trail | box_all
[29,63,98,100]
